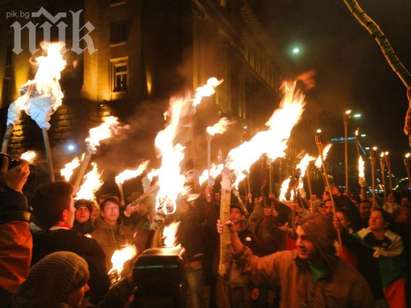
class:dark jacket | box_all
[73,220,95,236]
[32,229,110,303]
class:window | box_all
[111,60,128,93]
[110,22,128,45]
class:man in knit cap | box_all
[0,154,31,307]
[14,251,135,308]
[31,181,110,303]
[222,213,375,308]
[14,251,90,307]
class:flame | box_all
[60,156,81,182]
[7,42,66,127]
[314,144,332,169]
[86,116,122,152]
[358,156,365,180]
[199,163,224,185]
[225,81,305,188]
[115,160,149,185]
[192,77,223,107]
[163,222,181,248]
[20,151,37,164]
[279,178,294,202]
[32,42,66,105]
[75,162,103,201]
[296,154,315,178]
[296,154,315,191]
[154,98,187,215]
[206,117,232,136]
[108,245,137,277]
[405,153,411,159]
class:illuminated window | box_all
[111,60,128,93]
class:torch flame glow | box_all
[115,160,149,185]
[86,116,122,153]
[154,98,187,215]
[108,245,137,277]
[296,154,315,178]
[20,151,37,164]
[206,117,232,136]
[199,163,224,186]
[192,77,223,107]
[75,162,103,201]
[296,154,315,191]
[60,156,81,182]
[225,81,305,188]
[358,156,365,180]
[279,178,294,202]
[405,153,411,159]
[315,144,332,169]
[163,222,181,248]
[7,42,66,128]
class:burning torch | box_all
[315,129,343,252]
[404,153,411,188]
[379,152,386,198]
[370,146,378,207]
[384,151,393,192]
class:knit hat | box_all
[74,199,94,213]
[14,251,89,308]
[299,214,336,254]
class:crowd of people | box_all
[1,152,411,308]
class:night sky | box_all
[255,0,411,176]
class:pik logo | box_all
[10,7,97,55]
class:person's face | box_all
[66,283,90,308]
[323,200,333,216]
[369,210,386,231]
[101,201,120,224]
[387,192,396,203]
[230,208,243,224]
[359,202,371,220]
[263,207,273,217]
[331,186,340,196]
[5,161,30,192]
[335,211,349,229]
[75,207,91,224]
[296,226,315,260]
[395,207,411,224]
[62,194,75,228]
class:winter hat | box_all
[14,251,89,308]
[299,214,336,254]
[74,199,94,213]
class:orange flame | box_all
[163,222,181,248]
[20,151,37,164]
[279,178,294,202]
[314,144,332,169]
[75,162,103,201]
[206,117,232,136]
[358,156,365,184]
[86,116,122,152]
[154,98,187,215]
[226,81,305,188]
[115,160,149,185]
[199,163,224,186]
[60,156,81,182]
[7,42,66,127]
[108,245,137,278]
[192,77,223,107]
[296,154,315,191]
